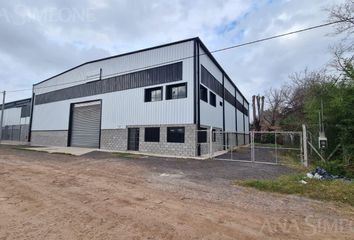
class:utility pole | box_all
[0,91,5,143]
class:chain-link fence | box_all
[253,131,303,165]
[1,124,29,142]
[197,128,306,166]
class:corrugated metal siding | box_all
[244,116,249,133]
[34,41,194,95]
[35,62,183,105]
[224,78,235,96]
[1,108,21,126]
[70,101,101,148]
[200,95,223,128]
[237,109,244,132]
[225,102,236,131]
[32,41,195,131]
[199,46,224,129]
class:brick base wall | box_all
[31,130,68,147]
[101,124,197,157]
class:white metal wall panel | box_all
[236,90,244,103]
[200,92,223,128]
[34,41,194,95]
[237,109,244,132]
[225,102,236,132]
[1,108,21,126]
[32,41,195,131]
[32,79,194,131]
[224,79,235,96]
[199,48,223,84]
[199,47,224,129]
[20,117,30,125]
[244,101,249,110]
[244,116,249,133]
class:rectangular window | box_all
[167,127,185,143]
[198,127,207,143]
[144,127,160,142]
[166,83,187,100]
[212,129,217,142]
[145,87,162,102]
[200,85,208,102]
[209,92,216,107]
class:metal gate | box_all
[212,130,304,166]
[127,128,139,151]
[69,101,101,148]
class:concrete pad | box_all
[24,146,97,156]
[0,141,30,146]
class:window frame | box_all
[144,127,160,142]
[166,83,187,100]
[209,91,216,107]
[144,86,163,102]
[200,85,208,103]
[167,127,185,143]
[198,127,208,143]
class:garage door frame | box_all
[67,99,102,148]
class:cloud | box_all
[0,0,346,102]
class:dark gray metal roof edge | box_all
[0,97,32,110]
[34,37,199,87]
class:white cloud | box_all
[0,0,346,102]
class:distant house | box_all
[0,98,31,142]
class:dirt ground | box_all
[0,145,353,239]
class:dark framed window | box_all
[200,85,208,102]
[220,101,223,106]
[167,127,185,143]
[198,127,207,143]
[144,127,160,142]
[166,83,187,100]
[209,92,216,107]
[212,129,217,142]
[145,87,162,102]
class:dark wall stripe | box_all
[0,98,31,110]
[201,65,248,116]
[35,62,183,105]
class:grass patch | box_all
[236,174,354,206]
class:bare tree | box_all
[252,95,264,131]
[327,0,354,77]
[328,0,354,37]
[264,88,287,128]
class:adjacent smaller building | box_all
[0,98,31,142]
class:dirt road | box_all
[0,146,353,239]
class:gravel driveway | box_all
[0,145,353,240]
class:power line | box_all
[4,17,354,94]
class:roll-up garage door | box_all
[70,101,101,148]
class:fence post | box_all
[251,131,255,163]
[302,124,308,167]
[209,127,213,159]
[275,132,278,164]
[0,91,5,143]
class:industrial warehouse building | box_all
[5,37,249,157]
[0,98,31,142]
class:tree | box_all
[327,0,354,77]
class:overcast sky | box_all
[0,0,346,102]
